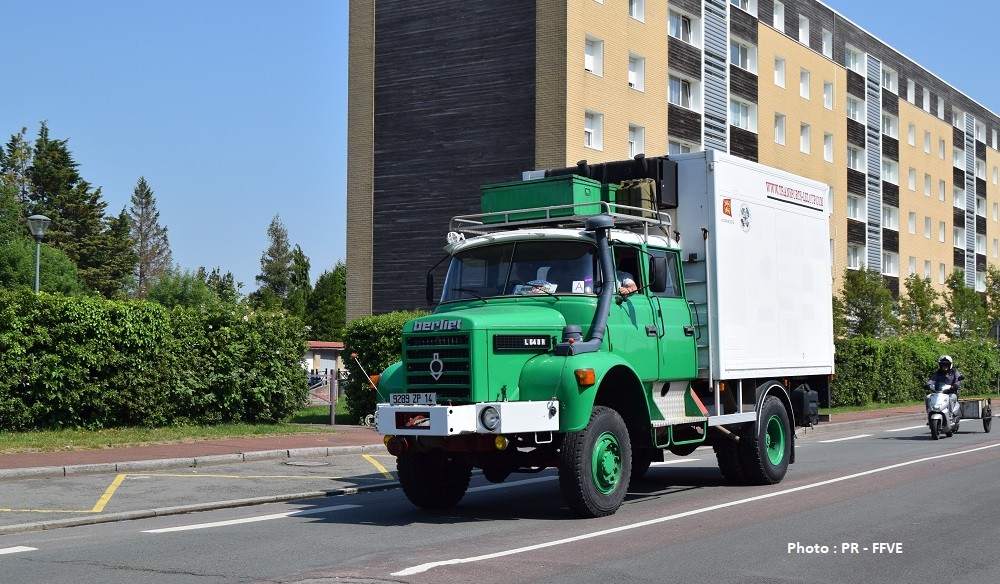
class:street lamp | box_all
[27,214,51,293]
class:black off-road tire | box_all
[713,430,748,485]
[739,396,791,485]
[630,448,654,483]
[558,406,632,518]
[397,451,472,510]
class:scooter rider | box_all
[929,355,962,417]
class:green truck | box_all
[375,150,835,517]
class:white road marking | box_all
[652,458,702,466]
[0,546,37,555]
[468,477,556,493]
[392,441,1000,576]
[817,434,872,443]
[141,504,359,533]
[886,425,927,432]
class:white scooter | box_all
[926,376,963,440]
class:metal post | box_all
[34,239,41,293]
[330,367,339,425]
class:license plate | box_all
[390,392,437,405]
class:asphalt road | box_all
[1,417,998,584]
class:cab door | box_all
[648,248,697,380]
[607,244,659,381]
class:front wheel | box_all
[930,418,941,440]
[984,416,992,433]
[397,451,472,510]
[739,396,791,485]
[558,406,632,518]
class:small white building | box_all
[303,340,345,375]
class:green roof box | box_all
[480,175,603,223]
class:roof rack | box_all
[449,201,673,240]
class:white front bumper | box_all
[376,400,560,436]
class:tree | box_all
[88,208,138,298]
[252,215,294,307]
[307,261,346,340]
[146,266,218,309]
[840,267,897,338]
[984,265,1000,341]
[898,274,945,336]
[129,176,172,298]
[944,269,989,339]
[0,184,20,244]
[0,127,32,204]
[200,266,242,304]
[285,244,312,318]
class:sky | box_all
[3,0,999,291]
[3,0,347,290]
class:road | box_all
[2,417,998,584]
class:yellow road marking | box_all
[363,454,393,480]
[91,473,127,513]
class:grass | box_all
[0,399,354,455]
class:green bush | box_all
[0,290,308,430]
[341,310,428,424]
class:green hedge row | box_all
[831,334,1000,406]
[0,290,308,430]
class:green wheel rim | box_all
[591,431,622,494]
[765,414,786,466]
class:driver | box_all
[929,355,962,413]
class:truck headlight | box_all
[480,406,501,431]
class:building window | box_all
[908,256,917,276]
[977,196,987,216]
[798,15,809,45]
[669,140,693,154]
[939,221,946,242]
[883,205,899,230]
[924,174,931,196]
[800,123,810,153]
[939,180,946,201]
[881,159,898,184]
[730,39,755,72]
[731,0,751,12]
[908,167,916,191]
[953,147,964,168]
[847,195,865,220]
[975,121,986,142]
[976,234,986,255]
[847,146,863,171]
[628,124,645,158]
[773,1,784,31]
[925,260,932,278]
[994,239,998,258]
[822,29,832,58]
[730,99,755,131]
[939,263,946,285]
[975,159,986,180]
[669,10,692,43]
[907,123,915,146]
[951,107,965,128]
[823,81,833,109]
[774,113,786,145]
[847,96,864,123]
[954,227,963,248]
[881,66,898,93]
[939,138,945,159]
[937,98,944,120]
[924,131,931,153]
[954,187,965,209]
[799,69,810,99]
[584,111,603,149]
[977,271,986,292]
[908,212,916,234]
[823,133,833,162]
[585,36,604,75]
[847,245,864,270]
[669,75,692,109]
[882,252,899,277]
[845,45,863,74]
[922,88,931,112]
[881,113,898,138]
[994,166,999,185]
[774,57,785,87]
[994,202,998,221]
[925,216,931,239]
[629,0,644,21]
[907,80,915,103]
[628,54,645,90]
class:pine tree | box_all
[200,266,242,304]
[129,176,172,298]
[253,214,294,306]
[0,127,33,205]
[306,261,347,340]
[285,244,312,318]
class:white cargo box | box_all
[672,150,835,381]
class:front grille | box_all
[403,333,471,399]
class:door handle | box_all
[683,326,695,336]
[645,325,658,337]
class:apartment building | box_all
[347,0,1000,319]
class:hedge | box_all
[0,289,308,430]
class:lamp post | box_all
[27,214,51,293]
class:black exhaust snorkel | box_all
[555,214,615,356]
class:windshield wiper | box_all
[451,287,488,302]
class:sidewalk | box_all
[0,407,928,479]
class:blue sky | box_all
[3,0,347,290]
[3,0,997,291]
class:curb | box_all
[0,444,387,481]
[0,482,400,536]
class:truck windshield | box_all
[441,240,600,302]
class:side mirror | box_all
[426,274,435,304]
[957,373,965,382]
[650,256,667,294]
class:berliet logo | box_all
[429,352,444,381]
[413,319,462,332]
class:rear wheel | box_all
[984,416,992,433]
[559,406,632,518]
[739,396,791,485]
[397,451,472,510]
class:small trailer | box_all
[959,398,993,433]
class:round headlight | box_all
[480,406,501,431]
